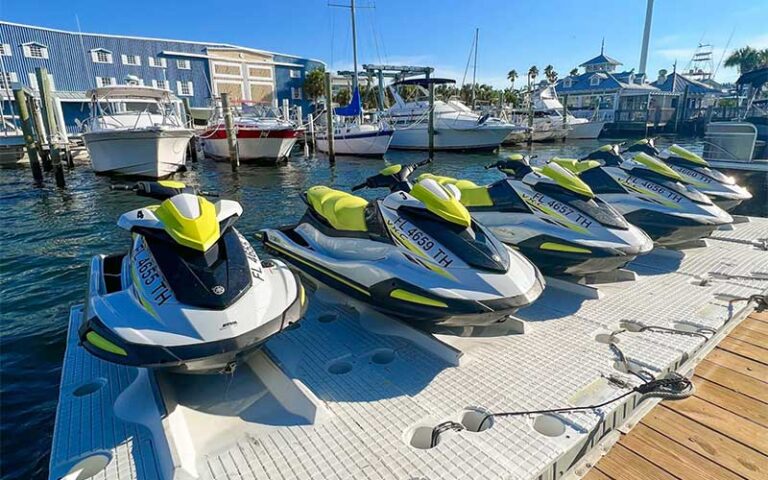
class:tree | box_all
[724,47,762,74]
[507,69,518,88]
[303,67,326,106]
[569,68,579,77]
[544,65,558,83]
[333,87,351,106]
[528,65,539,82]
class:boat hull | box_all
[84,128,193,178]
[389,125,514,151]
[316,130,393,156]
[201,127,299,162]
[568,121,606,139]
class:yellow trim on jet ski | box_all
[266,242,371,296]
[417,173,494,207]
[379,164,403,176]
[539,242,591,254]
[386,227,456,280]
[299,283,306,306]
[668,145,708,166]
[410,182,472,227]
[389,289,448,308]
[154,196,220,252]
[597,144,614,152]
[507,153,525,161]
[306,186,369,232]
[158,180,186,188]
[633,153,683,181]
[86,331,127,356]
[550,158,601,175]
[537,163,594,198]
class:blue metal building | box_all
[0,21,325,133]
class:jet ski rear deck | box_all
[49,217,768,480]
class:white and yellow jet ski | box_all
[259,160,544,327]
[78,181,306,373]
[624,138,752,211]
[414,155,653,277]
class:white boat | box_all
[385,79,520,151]
[0,119,26,165]
[200,104,300,163]
[82,85,193,178]
[534,85,606,139]
[316,120,393,156]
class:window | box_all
[96,76,116,87]
[121,54,141,66]
[289,69,302,79]
[0,43,11,56]
[563,78,573,88]
[0,72,18,90]
[176,80,194,96]
[152,79,169,90]
[91,49,113,64]
[148,56,167,68]
[176,59,191,70]
[590,76,600,86]
[291,87,302,100]
[22,42,48,59]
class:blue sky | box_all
[3,0,767,86]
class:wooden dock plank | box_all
[692,376,768,427]
[619,423,743,480]
[662,397,768,454]
[717,337,768,365]
[582,468,614,480]
[705,348,768,383]
[749,311,768,323]
[595,444,677,480]
[695,359,768,403]
[729,325,768,349]
[741,317,768,336]
[641,407,768,480]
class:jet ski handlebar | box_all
[110,182,218,200]
[352,159,432,192]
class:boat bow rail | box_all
[50,218,768,480]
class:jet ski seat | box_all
[550,158,601,175]
[417,174,493,207]
[306,186,369,232]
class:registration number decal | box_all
[133,240,173,306]
[387,217,454,267]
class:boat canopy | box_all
[334,87,362,117]
[393,78,456,87]
[87,85,172,101]
[736,67,768,88]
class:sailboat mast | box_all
[350,0,359,95]
[471,28,478,110]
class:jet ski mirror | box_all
[352,158,432,193]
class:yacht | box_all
[200,103,300,162]
[82,84,193,178]
[385,78,521,151]
[534,85,606,139]
[0,119,26,165]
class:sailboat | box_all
[315,0,393,157]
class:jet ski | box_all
[259,160,544,327]
[414,154,653,277]
[624,138,752,211]
[79,180,306,374]
[548,145,732,246]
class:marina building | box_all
[0,21,324,133]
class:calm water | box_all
[0,136,707,479]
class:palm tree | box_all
[725,47,761,74]
[569,68,579,77]
[507,69,518,88]
[759,48,768,67]
[528,65,539,81]
[303,66,327,109]
[544,65,558,83]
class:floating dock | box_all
[49,218,768,480]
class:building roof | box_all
[556,70,659,95]
[651,72,720,95]
[579,53,622,67]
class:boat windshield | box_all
[239,103,282,119]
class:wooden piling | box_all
[28,95,51,170]
[562,94,568,142]
[527,81,534,145]
[282,98,290,122]
[220,93,239,171]
[428,80,436,160]
[12,88,43,184]
[36,68,65,187]
[324,72,335,162]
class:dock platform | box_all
[49,218,768,480]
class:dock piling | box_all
[220,93,239,171]
[36,68,65,187]
[428,80,435,160]
[563,94,568,142]
[324,72,335,162]
[282,99,290,122]
[12,88,43,184]
[28,95,51,171]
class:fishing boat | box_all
[385,78,520,151]
[315,0,393,157]
[200,103,301,163]
[82,84,193,178]
[534,85,605,139]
